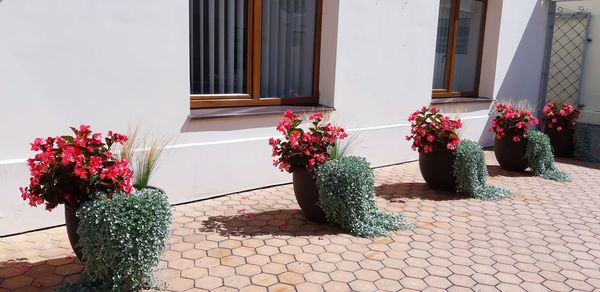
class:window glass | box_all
[260,0,317,98]
[451,0,485,93]
[191,0,248,94]
[433,0,452,89]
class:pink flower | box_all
[270,110,346,172]
[406,106,462,153]
[79,125,91,133]
[20,126,133,211]
[30,138,46,151]
[74,167,88,179]
[91,133,103,145]
[60,147,78,166]
[289,132,301,148]
[513,136,521,142]
[268,138,280,146]
[556,127,562,132]
[89,156,103,174]
[309,112,323,121]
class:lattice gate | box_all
[541,4,591,107]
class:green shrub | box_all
[315,156,411,238]
[526,131,570,182]
[574,123,599,162]
[75,188,172,291]
[54,280,113,292]
[453,140,512,200]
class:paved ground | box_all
[1,151,599,292]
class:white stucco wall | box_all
[0,0,549,235]
[560,0,600,124]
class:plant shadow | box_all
[555,157,600,170]
[486,165,534,178]
[0,256,82,290]
[375,182,468,203]
[198,209,343,237]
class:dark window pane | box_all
[191,0,248,94]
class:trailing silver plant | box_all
[574,123,599,162]
[526,131,571,182]
[453,140,512,200]
[73,188,172,291]
[315,156,411,238]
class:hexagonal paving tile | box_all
[2,153,600,291]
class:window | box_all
[190,0,322,108]
[433,0,487,98]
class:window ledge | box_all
[189,105,334,120]
[431,97,493,105]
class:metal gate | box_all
[541,4,591,107]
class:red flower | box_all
[541,101,580,131]
[19,125,133,211]
[406,106,461,153]
[270,111,347,172]
[491,103,538,140]
[310,112,324,121]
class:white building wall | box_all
[0,0,549,235]
[560,0,600,124]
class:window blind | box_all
[191,0,247,94]
[260,0,317,98]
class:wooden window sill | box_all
[189,105,334,120]
[430,97,493,105]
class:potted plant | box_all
[406,106,462,191]
[19,125,133,260]
[542,101,580,157]
[269,110,347,223]
[490,103,539,172]
[315,156,411,237]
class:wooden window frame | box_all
[190,0,323,109]
[433,0,487,98]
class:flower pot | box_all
[418,148,457,192]
[292,170,327,223]
[494,136,528,172]
[65,202,83,261]
[544,127,575,157]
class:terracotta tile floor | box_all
[1,151,600,291]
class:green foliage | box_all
[574,123,599,162]
[453,140,512,200]
[76,188,172,291]
[328,135,356,160]
[315,156,411,238]
[117,125,172,189]
[525,131,571,182]
[54,279,114,292]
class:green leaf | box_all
[315,156,411,238]
[453,140,512,200]
[61,135,75,143]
